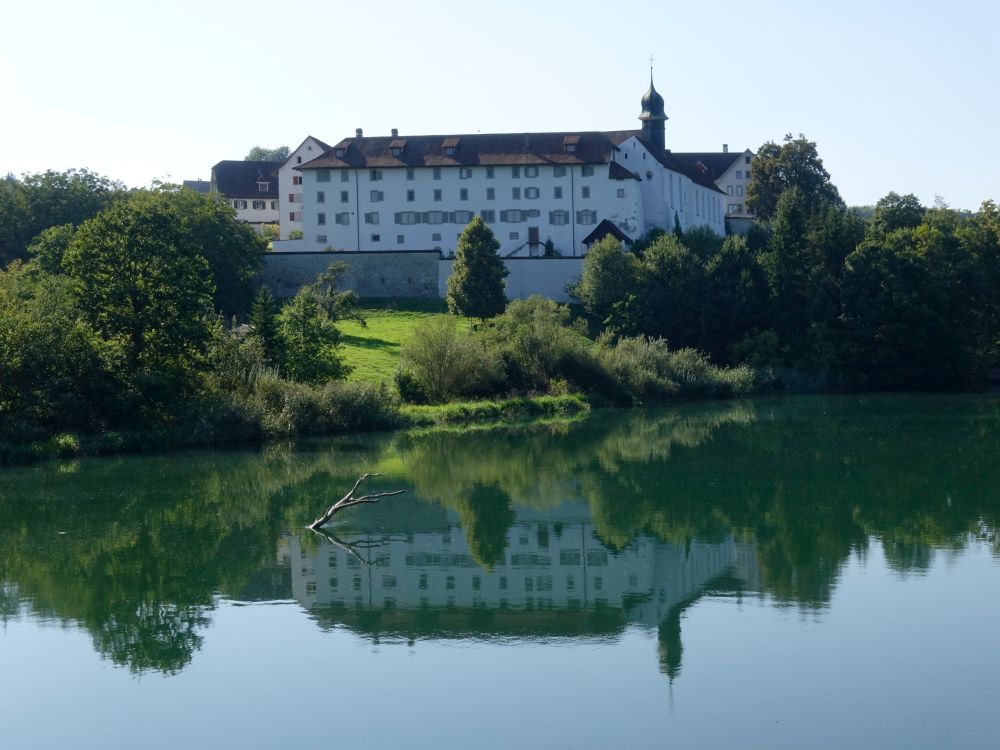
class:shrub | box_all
[483,296,590,392]
[399,316,504,402]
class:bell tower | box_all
[639,64,668,156]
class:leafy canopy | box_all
[446,216,508,319]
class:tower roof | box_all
[639,73,668,123]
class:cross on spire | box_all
[649,53,655,76]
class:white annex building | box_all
[288,77,738,257]
[209,159,282,233]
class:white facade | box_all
[298,149,724,256]
[229,196,279,230]
[278,136,329,240]
[716,148,755,218]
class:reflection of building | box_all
[285,502,760,673]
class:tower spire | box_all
[639,61,668,155]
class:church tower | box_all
[639,72,668,156]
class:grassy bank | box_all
[338,299,469,383]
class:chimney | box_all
[355,128,363,138]
[723,144,729,153]
[391,128,398,137]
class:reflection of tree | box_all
[453,483,515,570]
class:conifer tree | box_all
[446,216,508,319]
[249,286,282,365]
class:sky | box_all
[1,0,996,210]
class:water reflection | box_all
[0,395,998,677]
[289,507,761,678]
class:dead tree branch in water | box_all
[309,473,405,531]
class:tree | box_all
[572,235,640,326]
[245,146,290,162]
[446,216,508,319]
[867,192,925,238]
[157,186,265,316]
[62,191,215,392]
[276,263,363,383]
[27,223,75,274]
[746,134,843,221]
[249,286,283,365]
[0,169,126,266]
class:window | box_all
[444,146,456,156]
[481,209,496,223]
[317,191,325,203]
[257,182,269,192]
[511,166,520,178]
[460,188,468,201]
[293,175,302,185]
[370,169,383,181]
[727,185,734,196]
[525,166,538,178]
[565,144,576,153]
[370,190,384,202]
[406,168,415,180]
[364,212,379,224]
[459,167,472,179]
[553,166,567,177]
[334,148,346,158]
[745,155,751,164]
[432,232,441,241]
[317,212,326,225]
[736,185,744,196]
[271,200,277,209]
[253,200,266,209]
[737,203,744,213]
[501,209,525,223]
[549,210,569,225]
[396,211,418,225]
[407,189,415,202]
[512,187,521,200]
[391,147,402,157]
[554,186,563,199]
[335,212,350,225]
[509,232,519,240]
[233,200,247,209]
[371,233,380,242]
[581,186,590,199]
[617,188,625,198]
[453,210,473,223]
[576,209,597,225]
[433,167,441,180]
[486,167,495,179]
[316,234,327,243]
[296,156,302,164]
[341,171,350,183]
[289,212,295,221]
[426,211,445,224]
[341,191,350,203]
[735,170,743,179]
[486,187,495,200]
[397,234,405,244]
[317,170,331,182]
[433,189,442,202]
[581,165,594,177]
[524,187,540,199]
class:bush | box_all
[594,334,755,403]
[399,316,505,402]
[482,296,590,392]
[393,366,428,404]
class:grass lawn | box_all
[339,298,471,383]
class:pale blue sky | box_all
[2,0,996,210]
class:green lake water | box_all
[1,395,998,749]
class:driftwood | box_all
[309,473,405,531]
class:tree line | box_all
[572,135,1000,390]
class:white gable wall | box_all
[279,137,327,239]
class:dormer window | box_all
[257,181,269,192]
[442,137,459,156]
[335,148,346,158]
[390,138,406,158]
[563,135,581,153]
[391,147,402,157]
